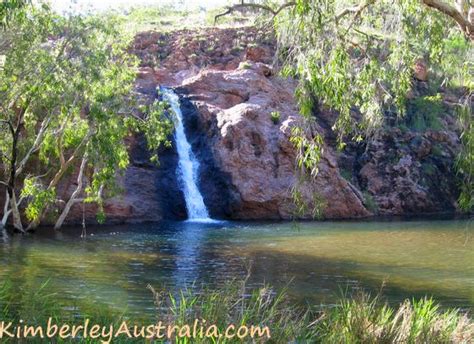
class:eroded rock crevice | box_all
[177,95,240,219]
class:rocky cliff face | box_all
[127,27,372,220]
[5,27,461,226]
[119,27,461,221]
[176,65,369,219]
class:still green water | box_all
[0,219,472,317]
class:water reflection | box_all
[0,219,471,316]
[172,220,214,288]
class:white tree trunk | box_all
[27,130,93,231]
[54,156,87,230]
[9,191,23,232]
[1,190,11,228]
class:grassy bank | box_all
[0,280,472,343]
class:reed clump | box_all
[313,292,473,344]
[148,281,473,343]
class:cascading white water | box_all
[161,87,211,221]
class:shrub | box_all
[270,111,281,124]
[363,191,378,213]
[407,94,444,131]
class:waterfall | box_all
[161,87,211,221]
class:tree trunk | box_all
[1,190,11,228]
[8,190,23,232]
[27,130,92,231]
[8,131,23,232]
[54,156,87,230]
[5,105,27,233]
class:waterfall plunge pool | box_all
[0,218,472,318]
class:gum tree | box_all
[0,2,172,232]
[217,0,473,212]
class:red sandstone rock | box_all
[245,46,271,63]
[414,59,428,81]
[180,61,369,219]
[0,27,463,227]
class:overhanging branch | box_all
[335,0,375,22]
[214,1,296,24]
[422,0,474,40]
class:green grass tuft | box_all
[239,61,252,70]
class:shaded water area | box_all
[0,219,472,318]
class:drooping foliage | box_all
[456,100,473,211]
[0,0,29,28]
[270,0,473,211]
[0,1,173,231]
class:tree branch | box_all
[0,119,14,136]
[214,1,295,24]
[273,1,296,17]
[56,95,80,168]
[48,128,93,190]
[335,0,375,22]
[422,0,474,40]
[26,128,94,230]
[337,0,375,37]
[54,155,88,230]
[15,116,52,176]
[214,0,473,41]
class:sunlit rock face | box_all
[3,27,460,227]
[176,64,369,219]
[105,27,368,220]
[87,27,462,222]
